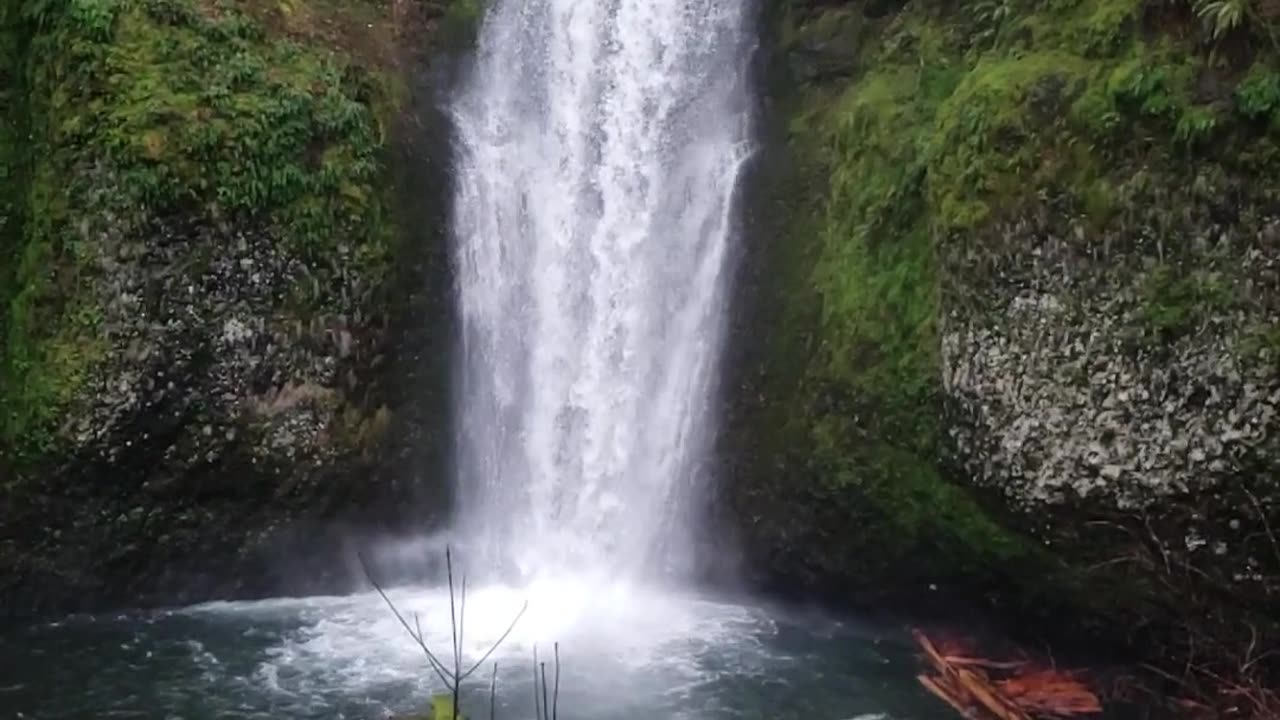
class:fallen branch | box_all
[921,674,979,719]
[914,630,1101,720]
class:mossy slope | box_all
[0,0,462,611]
[726,0,1280,665]
[1,0,397,461]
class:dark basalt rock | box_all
[722,0,1280,675]
[0,0,463,615]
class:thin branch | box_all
[414,611,454,682]
[532,645,542,720]
[460,599,530,681]
[552,643,561,720]
[541,662,550,720]
[1242,623,1260,674]
[490,663,497,720]
[1083,555,1144,573]
[362,545,533,718]
[1243,486,1280,570]
[1140,511,1173,576]
[460,574,468,670]
[448,548,460,720]
[448,547,460,669]
[357,551,454,689]
[1140,662,1188,688]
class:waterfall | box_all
[449,0,754,584]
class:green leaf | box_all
[431,693,465,720]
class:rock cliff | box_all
[725,0,1279,670]
[0,0,472,612]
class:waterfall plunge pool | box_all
[2,582,947,719]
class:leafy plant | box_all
[1193,0,1252,39]
[1235,64,1280,117]
[67,0,119,39]
[970,0,1015,50]
[1174,104,1220,143]
[1140,264,1233,339]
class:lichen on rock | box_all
[726,0,1280,670]
[0,0,461,612]
[943,204,1280,513]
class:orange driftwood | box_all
[914,630,1102,720]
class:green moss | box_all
[818,436,1035,575]
[82,0,389,252]
[742,0,1280,614]
[1139,264,1235,339]
[930,51,1094,230]
[1235,61,1280,125]
[0,0,399,464]
[1238,322,1280,363]
[1107,49,1207,125]
[734,2,1045,591]
[0,0,27,325]
[807,13,958,426]
[437,0,485,51]
[1069,0,1144,56]
[819,89,939,408]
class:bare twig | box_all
[1140,662,1186,688]
[1140,511,1173,576]
[553,643,561,720]
[448,548,460,720]
[460,600,529,681]
[490,663,497,720]
[359,545,532,719]
[532,645,542,720]
[357,551,453,688]
[460,574,468,669]
[412,611,452,679]
[541,662,550,720]
[1242,623,1261,675]
[1243,486,1280,571]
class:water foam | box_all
[184,586,778,716]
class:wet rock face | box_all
[2,217,400,612]
[786,7,863,82]
[0,0,463,613]
[946,314,1278,505]
[939,190,1280,600]
[943,231,1280,510]
[726,0,1280,662]
[72,219,365,479]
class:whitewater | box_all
[449,0,755,583]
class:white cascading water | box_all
[450,0,755,583]
[36,5,922,716]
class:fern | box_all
[1192,0,1251,40]
[1174,105,1219,144]
[1235,66,1280,118]
[970,0,1014,49]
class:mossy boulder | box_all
[725,0,1279,666]
[0,0,460,613]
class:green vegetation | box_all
[0,0,400,464]
[1193,0,1254,39]
[1234,60,1280,132]
[741,0,1280,605]
[0,0,28,347]
[438,0,485,50]
[1238,321,1280,361]
[1139,263,1234,338]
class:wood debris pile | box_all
[915,630,1103,720]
